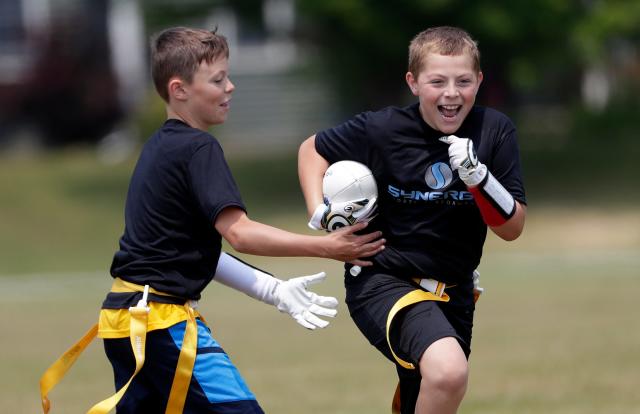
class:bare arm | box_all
[214,207,384,266]
[298,135,330,217]
[489,201,526,241]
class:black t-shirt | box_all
[315,104,526,284]
[110,119,245,300]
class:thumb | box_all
[300,272,327,287]
[439,135,453,145]
[439,135,463,145]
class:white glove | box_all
[308,197,378,231]
[273,272,339,329]
[214,253,338,329]
[439,135,487,186]
[472,269,484,302]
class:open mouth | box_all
[438,105,461,119]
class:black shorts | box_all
[344,265,475,409]
[345,266,475,364]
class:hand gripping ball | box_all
[322,161,378,231]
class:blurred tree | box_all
[141,0,224,32]
[295,0,640,115]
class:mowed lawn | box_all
[1,151,639,413]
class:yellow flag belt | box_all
[39,278,200,414]
[389,277,484,414]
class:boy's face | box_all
[181,57,234,129]
[406,52,482,134]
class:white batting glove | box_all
[472,269,484,303]
[352,196,378,222]
[439,135,487,186]
[308,197,378,231]
[273,272,339,330]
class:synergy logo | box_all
[387,162,474,204]
[425,162,453,190]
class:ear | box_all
[477,71,484,87]
[405,72,418,96]
[168,77,188,101]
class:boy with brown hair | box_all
[41,27,384,414]
[299,26,526,413]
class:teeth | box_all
[441,105,459,110]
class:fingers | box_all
[294,314,318,330]
[296,311,330,329]
[352,197,378,221]
[358,237,386,256]
[309,303,338,318]
[356,230,384,244]
[349,259,373,267]
[310,293,339,308]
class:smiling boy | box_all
[41,27,386,414]
[299,26,526,413]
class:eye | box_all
[211,73,227,84]
[457,79,472,86]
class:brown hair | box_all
[408,26,480,76]
[151,27,229,102]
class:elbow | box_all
[496,227,523,241]
[224,226,252,254]
[492,220,525,241]
[493,202,526,241]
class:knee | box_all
[419,355,468,396]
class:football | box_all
[321,160,378,231]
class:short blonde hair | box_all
[151,27,229,102]
[408,26,480,76]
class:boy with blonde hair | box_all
[299,26,526,413]
[41,27,384,414]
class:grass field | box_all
[1,150,639,413]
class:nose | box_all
[226,78,235,93]
[444,81,459,98]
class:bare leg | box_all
[414,337,468,414]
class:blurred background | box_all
[1,0,638,413]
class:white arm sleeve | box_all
[213,252,280,305]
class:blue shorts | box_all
[103,319,264,414]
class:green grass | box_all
[1,150,639,413]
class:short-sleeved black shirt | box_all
[315,104,526,284]
[110,119,245,300]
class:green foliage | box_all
[141,0,226,32]
[295,0,640,112]
[572,0,640,64]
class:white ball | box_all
[321,161,377,231]
[323,160,377,203]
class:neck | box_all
[166,106,207,131]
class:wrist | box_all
[460,163,487,187]
[214,253,281,305]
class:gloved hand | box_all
[439,135,487,187]
[214,253,338,330]
[308,197,378,231]
[472,269,484,303]
[273,272,339,329]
